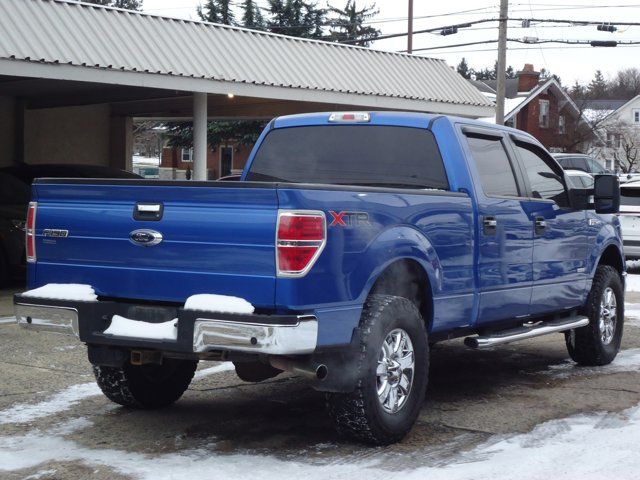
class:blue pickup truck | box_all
[15,112,624,445]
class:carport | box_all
[0,0,493,180]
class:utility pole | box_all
[495,0,508,125]
[407,0,413,54]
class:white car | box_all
[619,180,640,260]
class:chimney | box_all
[517,64,540,92]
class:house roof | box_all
[579,99,628,111]
[470,79,521,98]
[0,0,493,117]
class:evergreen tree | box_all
[456,58,470,79]
[329,1,380,47]
[267,0,326,39]
[198,0,235,25]
[588,70,608,99]
[83,0,143,10]
[241,0,266,30]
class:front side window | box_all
[539,100,550,128]
[247,126,449,190]
[466,135,520,197]
[515,142,569,207]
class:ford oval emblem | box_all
[130,229,163,246]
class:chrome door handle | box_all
[535,216,547,234]
[483,216,497,235]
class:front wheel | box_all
[93,358,198,409]
[326,295,428,445]
[565,265,624,366]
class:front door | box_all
[510,139,588,316]
[464,130,534,325]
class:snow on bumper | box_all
[14,290,318,355]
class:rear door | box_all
[463,128,533,325]
[510,138,588,315]
[31,181,279,307]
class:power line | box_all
[408,37,640,53]
[419,43,640,55]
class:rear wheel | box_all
[93,358,197,409]
[326,295,428,445]
[565,265,624,366]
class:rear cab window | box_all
[246,125,449,190]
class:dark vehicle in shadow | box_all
[0,164,140,286]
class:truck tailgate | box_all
[31,181,278,307]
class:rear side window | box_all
[466,135,520,197]
[246,126,449,190]
[515,143,569,208]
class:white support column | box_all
[192,92,208,181]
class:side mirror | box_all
[568,187,591,210]
[594,174,620,214]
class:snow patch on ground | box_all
[184,294,254,315]
[104,315,178,341]
[403,405,640,480]
[542,348,640,379]
[0,383,101,425]
[21,284,97,302]
[626,302,640,327]
[23,469,58,480]
[2,405,640,480]
[0,429,373,480]
[626,274,640,293]
[0,362,235,426]
[193,362,235,380]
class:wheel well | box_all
[369,259,432,328]
[598,245,624,275]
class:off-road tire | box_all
[93,358,198,409]
[565,265,624,366]
[325,294,429,445]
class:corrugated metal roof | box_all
[0,0,492,113]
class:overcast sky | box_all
[142,0,640,85]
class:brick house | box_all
[160,143,253,180]
[471,64,586,152]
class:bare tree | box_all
[610,121,640,173]
[562,100,610,153]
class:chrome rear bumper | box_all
[14,294,318,355]
[193,315,318,354]
[15,302,79,336]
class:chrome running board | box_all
[464,316,589,349]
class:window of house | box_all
[182,148,193,162]
[539,99,550,128]
[466,135,520,197]
[607,133,623,149]
[558,115,566,134]
[633,109,640,124]
[515,142,569,208]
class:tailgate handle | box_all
[134,203,163,221]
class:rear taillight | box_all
[276,211,326,277]
[26,202,37,263]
